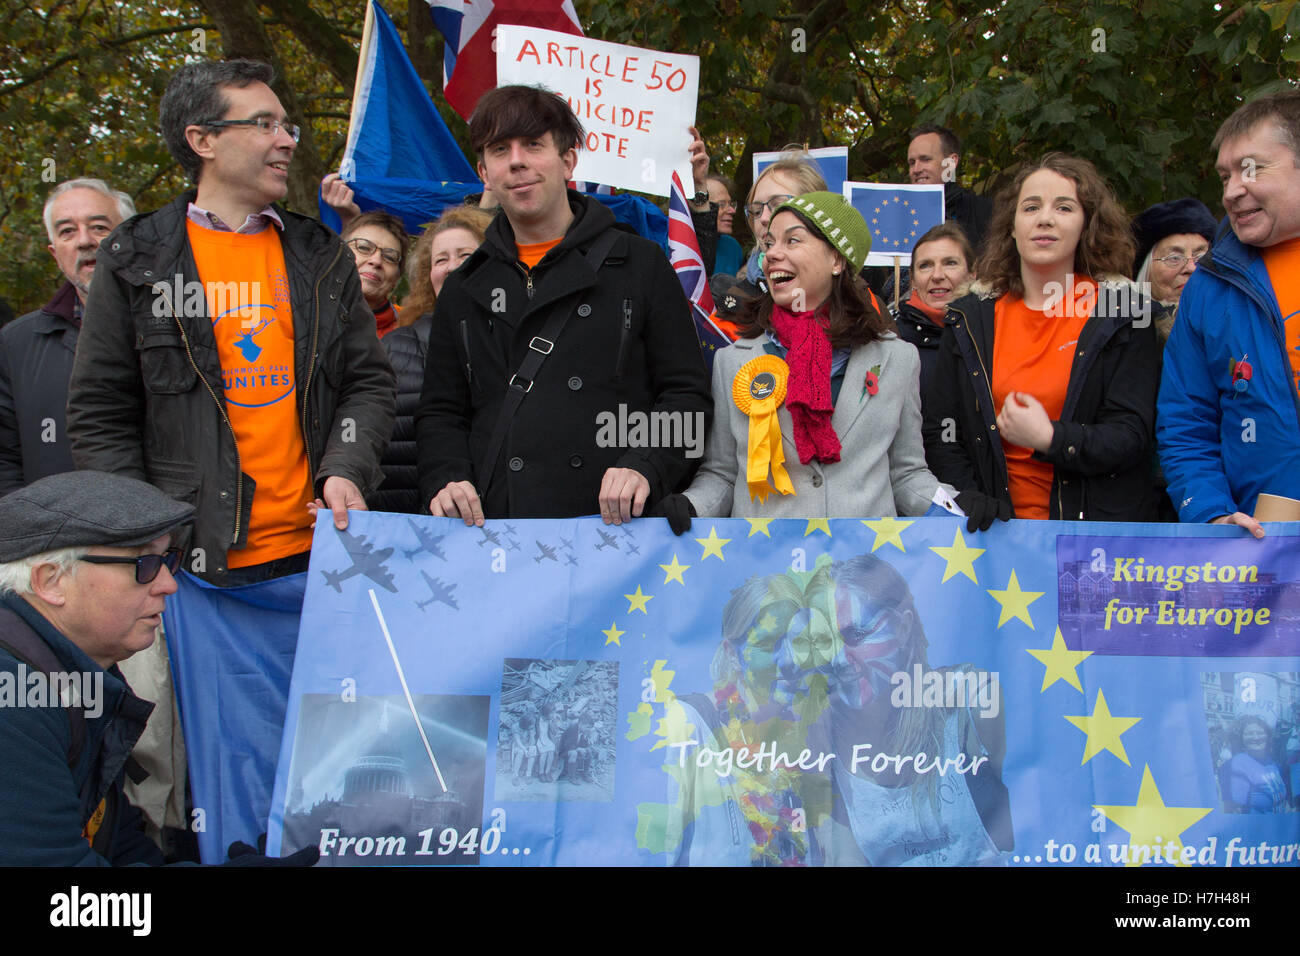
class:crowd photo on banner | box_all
[2,0,1300,877]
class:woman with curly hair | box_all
[922,153,1159,529]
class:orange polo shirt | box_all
[992,283,1093,519]
[1262,237,1300,399]
[186,221,313,566]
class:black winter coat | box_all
[0,282,80,492]
[67,191,396,585]
[374,313,430,514]
[416,192,711,518]
[893,298,945,406]
[921,285,1160,521]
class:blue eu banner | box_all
[844,182,945,267]
[265,513,1300,866]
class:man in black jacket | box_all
[907,124,992,251]
[67,60,394,586]
[0,179,135,493]
[416,86,710,524]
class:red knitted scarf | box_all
[769,303,841,465]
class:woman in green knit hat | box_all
[665,191,955,523]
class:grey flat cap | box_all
[0,470,195,562]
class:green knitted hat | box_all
[774,192,872,273]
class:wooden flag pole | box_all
[893,256,901,312]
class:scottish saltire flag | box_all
[668,171,733,367]
[429,0,584,120]
[162,571,307,863]
[267,513,1300,866]
[844,182,945,267]
[323,1,479,236]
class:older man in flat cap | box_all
[0,470,192,865]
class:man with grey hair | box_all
[1158,90,1300,538]
[67,58,394,586]
[0,470,190,865]
[0,179,135,492]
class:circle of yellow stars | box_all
[871,194,922,249]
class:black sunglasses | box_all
[79,548,183,584]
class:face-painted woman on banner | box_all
[656,191,958,527]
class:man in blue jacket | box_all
[1158,91,1300,537]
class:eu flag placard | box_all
[844,182,945,267]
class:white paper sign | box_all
[495,25,698,197]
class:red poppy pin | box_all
[862,365,881,399]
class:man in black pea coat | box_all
[416,86,711,523]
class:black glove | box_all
[222,835,320,867]
[956,490,1011,533]
[651,493,695,536]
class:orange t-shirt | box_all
[517,238,562,270]
[186,221,313,567]
[992,283,1093,519]
[1262,237,1300,399]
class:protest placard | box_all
[495,25,698,197]
[754,145,849,195]
[844,181,945,267]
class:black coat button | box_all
[569,455,583,468]
[812,474,823,487]
[568,376,583,390]
[509,457,524,471]
[577,304,592,317]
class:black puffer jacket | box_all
[373,313,430,514]
[416,191,711,518]
[921,283,1160,521]
[893,298,945,406]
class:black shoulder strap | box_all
[477,230,622,496]
[0,614,86,771]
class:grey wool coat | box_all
[684,333,951,518]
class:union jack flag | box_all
[668,172,735,368]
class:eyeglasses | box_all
[346,236,402,266]
[1152,251,1206,269]
[744,194,794,219]
[204,116,301,144]
[79,548,183,584]
[711,200,738,212]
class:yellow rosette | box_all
[732,354,794,503]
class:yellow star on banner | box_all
[1064,689,1141,765]
[804,518,832,537]
[695,526,730,561]
[1095,765,1213,867]
[746,517,774,538]
[659,554,690,585]
[861,517,913,552]
[1026,628,1092,692]
[624,585,653,614]
[929,527,985,583]
[987,569,1044,628]
[602,622,625,646]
